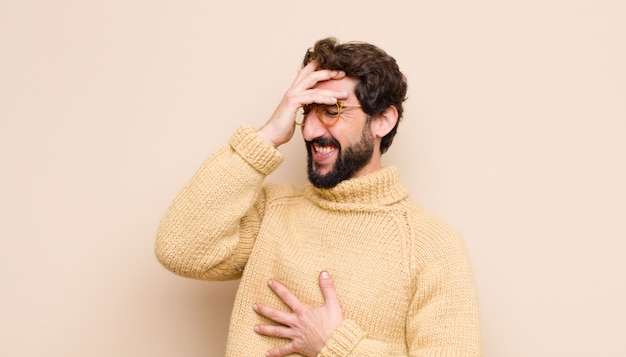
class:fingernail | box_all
[267,279,273,286]
[321,271,330,279]
[254,325,259,332]
[252,304,257,311]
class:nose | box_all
[300,111,328,141]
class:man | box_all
[155,38,482,356]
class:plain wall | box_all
[1,1,624,356]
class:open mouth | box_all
[309,138,340,163]
[307,138,341,175]
[313,143,336,154]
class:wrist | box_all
[317,319,366,357]
[256,125,281,148]
[229,125,283,175]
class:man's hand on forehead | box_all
[257,61,348,148]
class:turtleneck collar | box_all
[303,166,409,208]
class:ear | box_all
[370,105,399,139]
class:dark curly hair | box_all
[302,38,408,154]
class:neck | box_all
[351,148,382,179]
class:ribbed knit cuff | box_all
[229,125,283,175]
[318,319,366,357]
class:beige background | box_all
[1,0,624,356]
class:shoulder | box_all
[408,203,461,241]
[401,201,468,270]
[261,182,305,204]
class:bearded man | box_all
[155,37,482,357]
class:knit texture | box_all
[155,125,482,356]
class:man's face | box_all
[305,125,374,189]
[301,77,377,189]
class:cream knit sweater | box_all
[155,125,482,356]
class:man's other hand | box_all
[253,271,344,357]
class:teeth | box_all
[314,144,334,153]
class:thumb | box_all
[319,271,340,307]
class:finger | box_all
[266,342,296,357]
[254,323,293,339]
[253,303,294,326]
[296,69,345,91]
[294,61,346,85]
[291,60,318,85]
[281,87,348,119]
[268,279,304,312]
[319,271,341,308]
[289,89,350,107]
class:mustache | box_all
[305,137,341,148]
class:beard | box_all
[306,127,375,189]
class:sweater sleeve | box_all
[405,217,483,356]
[319,214,482,357]
[154,125,283,281]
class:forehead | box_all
[314,77,358,98]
